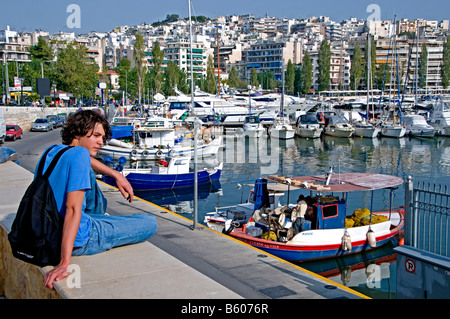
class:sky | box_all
[1,0,449,34]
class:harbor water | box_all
[134,132,450,299]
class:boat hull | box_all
[324,127,354,138]
[380,125,406,138]
[228,210,404,262]
[98,139,221,160]
[406,128,436,138]
[354,127,380,139]
[103,167,222,191]
[270,128,295,139]
[244,128,265,138]
[295,127,322,138]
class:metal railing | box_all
[405,176,449,257]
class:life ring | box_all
[131,149,138,156]
[142,150,150,157]
[169,149,176,157]
[156,150,163,157]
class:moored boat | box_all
[269,116,295,139]
[295,113,322,139]
[402,114,435,138]
[243,115,265,138]
[102,155,223,191]
[224,172,405,262]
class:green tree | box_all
[294,65,303,96]
[206,55,216,94]
[53,43,99,98]
[285,59,295,95]
[317,39,331,91]
[441,35,450,88]
[151,41,164,93]
[301,50,313,94]
[418,43,428,88]
[350,42,363,90]
[163,60,180,96]
[115,58,132,92]
[133,31,146,103]
[250,68,259,87]
[29,37,54,63]
[228,66,240,88]
[374,63,391,90]
[364,36,376,88]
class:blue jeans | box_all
[72,170,158,256]
[72,214,158,256]
[293,217,305,235]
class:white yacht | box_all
[243,115,266,138]
[323,114,355,138]
[269,116,295,139]
[428,100,450,136]
[295,113,322,138]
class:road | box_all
[3,127,62,173]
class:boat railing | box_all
[405,176,450,258]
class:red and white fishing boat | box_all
[226,171,405,262]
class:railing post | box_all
[404,175,414,246]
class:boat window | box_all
[321,204,338,219]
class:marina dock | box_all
[0,160,367,301]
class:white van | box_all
[0,109,6,144]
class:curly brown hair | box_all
[61,110,112,145]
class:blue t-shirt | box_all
[35,145,92,247]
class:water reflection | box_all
[130,134,449,298]
[300,240,399,299]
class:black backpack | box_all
[8,145,73,267]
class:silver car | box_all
[31,118,53,132]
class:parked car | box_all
[31,118,53,132]
[57,113,67,125]
[46,115,61,128]
[6,125,23,141]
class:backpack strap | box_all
[36,145,57,177]
[38,146,74,179]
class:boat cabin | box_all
[134,126,176,149]
[244,115,261,124]
[306,195,346,230]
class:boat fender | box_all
[367,228,376,248]
[341,229,352,252]
[223,219,234,235]
[341,267,351,284]
[278,213,285,227]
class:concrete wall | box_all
[0,106,75,131]
[0,106,102,132]
[0,227,61,299]
[395,245,450,299]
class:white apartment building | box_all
[245,40,303,80]
[164,38,209,78]
[310,42,351,91]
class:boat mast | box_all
[415,19,419,103]
[391,16,397,124]
[216,22,221,96]
[189,0,199,229]
[366,33,372,121]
